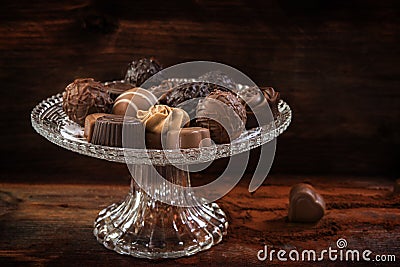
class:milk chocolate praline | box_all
[166,127,211,149]
[62,78,112,126]
[137,105,190,149]
[112,88,157,117]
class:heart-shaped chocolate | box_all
[394,178,400,195]
[288,183,326,223]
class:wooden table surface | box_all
[1,175,399,266]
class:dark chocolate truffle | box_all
[196,90,247,144]
[62,78,113,126]
[90,114,145,148]
[124,57,162,87]
[103,80,134,101]
[158,82,231,119]
[158,82,229,107]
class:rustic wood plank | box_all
[0,176,399,266]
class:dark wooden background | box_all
[1,0,400,183]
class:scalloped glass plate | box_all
[31,83,291,166]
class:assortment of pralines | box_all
[62,57,281,149]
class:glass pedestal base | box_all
[93,165,228,259]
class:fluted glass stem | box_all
[93,164,228,259]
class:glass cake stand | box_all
[31,84,292,259]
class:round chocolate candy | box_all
[158,82,230,107]
[158,81,231,120]
[124,57,163,87]
[196,90,247,144]
[112,88,158,118]
[62,78,113,126]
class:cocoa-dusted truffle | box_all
[90,114,145,148]
[196,90,247,144]
[62,78,112,126]
[124,57,162,87]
